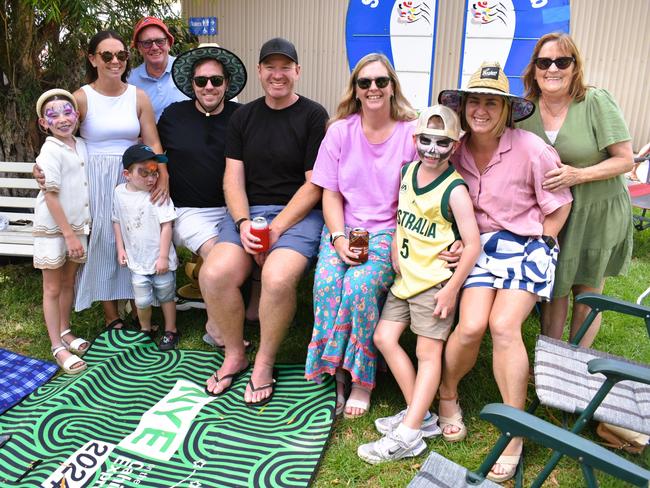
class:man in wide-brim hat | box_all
[156,43,248,345]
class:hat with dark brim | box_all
[172,44,247,101]
[438,62,534,123]
[122,143,168,169]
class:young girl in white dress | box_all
[33,89,92,374]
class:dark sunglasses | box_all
[534,56,575,70]
[356,76,391,89]
[96,50,129,63]
[193,75,225,88]
[418,135,453,148]
[137,38,168,49]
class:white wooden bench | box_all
[0,161,38,256]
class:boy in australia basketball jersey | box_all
[358,105,481,464]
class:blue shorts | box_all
[131,271,176,309]
[218,205,324,260]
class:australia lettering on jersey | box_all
[397,209,436,238]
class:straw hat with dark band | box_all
[438,62,535,123]
[172,44,247,101]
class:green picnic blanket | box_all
[0,330,335,487]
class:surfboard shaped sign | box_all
[345,0,439,109]
[459,0,570,96]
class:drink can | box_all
[250,216,270,252]
[349,227,369,263]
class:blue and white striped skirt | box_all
[74,153,134,311]
[464,230,558,300]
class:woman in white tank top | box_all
[71,30,166,327]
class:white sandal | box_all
[486,454,521,482]
[60,329,90,355]
[343,385,371,419]
[439,396,468,442]
[52,346,86,375]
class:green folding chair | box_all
[530,293,650,486]
[409,404,650,487]
[409,293,650,487]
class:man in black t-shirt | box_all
[160,44,247,259]
[201,38,328,405]
[157,44,247,343]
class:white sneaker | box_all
[375,409,441,438]
[357,430,426,464]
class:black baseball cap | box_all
[122,144,168,169]
[258,37,298,64]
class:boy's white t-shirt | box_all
[112,183,178,275]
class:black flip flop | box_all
[202,334,253,351]
[244,368,279,407]
[204,363,250,397]
[105,318,126,330]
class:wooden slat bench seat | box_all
[0,161,38,257]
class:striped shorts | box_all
[464,230,559,300]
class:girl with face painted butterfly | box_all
[32,31,165,330]
[33,89,92,375]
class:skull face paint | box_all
[416,134,454,166]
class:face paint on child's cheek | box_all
[44,102,77,125]
[416,135,454,163]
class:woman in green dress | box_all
[518,32,634,346]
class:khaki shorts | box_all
[33,235,88,269]
[173,206,227,253]
[380,282,455,340]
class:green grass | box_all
[1,224,649,487]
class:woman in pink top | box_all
[437,62,572,482]
[304,53,417,418]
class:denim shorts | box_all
[131,271,176,309]
[217,205,324,260]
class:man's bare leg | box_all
[201,242,253,394]
[244,248,307,404]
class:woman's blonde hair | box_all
[330,53,416,126]
[522,32,587,102]
[460,94,510,138]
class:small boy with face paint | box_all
[33,89,92,374]
[358,105,481,464]
[112,144,179,351]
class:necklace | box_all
[541,97,571,118]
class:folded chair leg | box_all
[580,464,599,488]
[530,377,618,488]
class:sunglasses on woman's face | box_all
[356,76,391,89]
[192,75,225,88]
[96,50,129,63]
[534,56,575,70]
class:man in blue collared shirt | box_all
[128,17,188,121]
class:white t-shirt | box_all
[112,183,178,275]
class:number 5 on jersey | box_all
[400,238,409,259]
